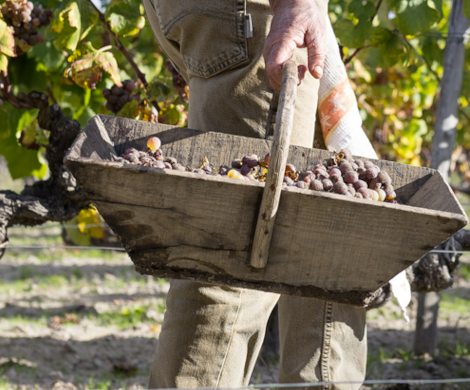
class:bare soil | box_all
[1,224,470,390]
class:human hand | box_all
[263,0,326,88]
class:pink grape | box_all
[147,137,162,151]
[322,179,333,191]
[354,180,367,191]
[333,182,348,194]
[344,171,358,184]
[329,167,341,176]
[310,179,324,191]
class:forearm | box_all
[269,0,328,17]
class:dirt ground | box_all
[0,221,470,390]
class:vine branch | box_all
[86,0,161,113]
[342,0,384,65]
[372,0,384,22]
[0,69,90,259]
[343,46,369,65]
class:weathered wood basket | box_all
[64,113,467,306]
[64,64,467,307]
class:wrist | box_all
[269,0,307,13]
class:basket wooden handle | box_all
[250,60,298,269]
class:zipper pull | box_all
[245,14,253,38]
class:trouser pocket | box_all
[153,0,248,78]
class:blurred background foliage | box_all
[330,0,470,166]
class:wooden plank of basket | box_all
[250,60,297,268]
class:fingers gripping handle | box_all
[250,60,297,269]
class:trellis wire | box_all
[8,223,109,230]
[2,245,470,256]
[148,377,470,389]
[3,245,125,251]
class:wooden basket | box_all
[64,63,468,307]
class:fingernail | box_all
[314,66,323,77]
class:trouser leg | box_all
[278,296,367,390]
[148,280,279,388]
[143,0,367,388]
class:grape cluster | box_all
[285,150,398,202]
[1,1,52,55]
[166,61,189,103]
[120,137,397,203]
[102,80,139,113]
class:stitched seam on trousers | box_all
[214,289,244,388]
[320,302,333,390]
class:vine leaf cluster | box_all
[331,0,470,166]
[0,0,186,254]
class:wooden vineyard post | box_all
[250,60,297,268]
[413,0,469,356]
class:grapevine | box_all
[1,0,52,55]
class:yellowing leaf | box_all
[18,117,40,150]
[0,19,15,57]
[148,324,161,334]
[64,46,121,89]
[199,156,210,168]
[49,0,98,51]
[77,205,106,239]
[0,53,8,72]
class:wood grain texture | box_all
[251,60,297,268]
[406,171,466,215]
[64,115,469,305]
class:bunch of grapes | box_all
[166,61,189,103]
[102,80,139,114]
[1,1,52,55]
[120,137,397,203]
[282,150,397,202]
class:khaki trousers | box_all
[143,0,367,388]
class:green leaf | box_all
[117,100,139,119]
[28,41,65,71]
[395,1,440,35]
[428,0,443,17]
[105,0,145,37]
[348,0,376,21]
[48,0,99,51]
[0,106,48,180]
[464,0,470,19]
[335,19,373,48]
[0,19,15,57]
[403,118,428,138]
[371,27,394,47]
[74,106,96,127]
[147,79,171,100]
[366,29,407,67]
[422,38,443,65]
